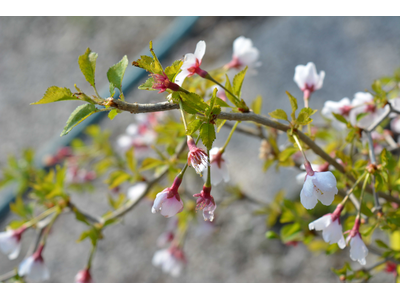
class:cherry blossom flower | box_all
[187,136,208,174]
[300,162,338,209]
[384,262,397,276]
[75,268,93,283]
[346,217,368,266]
[193,185,217,222]
[296,162,330,185]
[0,226,26,260]
[152,245,186,277]
[175,40,207,86]
[321,98,352,129]
[150,72,180,94]
[294,62,325,99]
[65,161,96,184]
[349,92,389,129]
[18,245,50,282]
[116,123,157,154]
[127,182,148,201]
[309,204,346,249]
[152,176,183,218]
[202,147,229,186]
[225,36,261,72]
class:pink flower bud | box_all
[193,185,217,222]
[75,268,93,283]
[152,176,184,218]
[187,136,208,174]
[151,72,180,93]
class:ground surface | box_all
[0,16,399,282]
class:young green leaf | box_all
[107,55,129,94]
[251,95,262,114]
[286,91,298,120]
[138,77,156,91]
[269,109,289,121]
[232,66,248,98]
[186,119,203,136]
[78,48,98,87]
[108,109,119,120]
[179,92,208,115]
[32,86,87,105]
[165,60,183,82]
[200,123,216,150]
[332,112,348,125]
[60,104,97,136]
[224,75,239,107]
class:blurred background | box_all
[0,16,399,282]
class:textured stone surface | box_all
[0,16,399,282]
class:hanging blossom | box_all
[225,36,261,72]
[321,98,352,129]
[152,176,184,218]
[0,226,26,260]
[294,62,325,100]
[75,268,93,283]
[349,92,389,129]
[18,244,50,282]
[150,71,181,94]
[202,147,229,186]
[346,217,368,266]
[152,244,186,277]
[309,204,346,249]
[300,161,338,210]
[187,136,208,174]
[193,185,217,222]
[174,40,207,86]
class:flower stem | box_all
[340,172,367,206]
[203,73,242,106]
[205,149,211,188]
[87,244,97,269]
[40,210,60,246]
[178,98,188,132]
[220,121,239,154]
[357,173,371,219]
[23,206,59,229]
[304,97,312,136]
[292,134,308,162]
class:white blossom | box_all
[309,214,346,249]
[300,171,338,209]
[175,41,206,86]
[152,246,185,277]
[294,62,325,97]
[0,230,22,260]
[349,234,368,266]
[18,252,50,282]
[321,98,352,129]
[202,147,229,186]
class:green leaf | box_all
[280,222,302,243]
[139,157,165,172]
[165,60,183,82]
[60,104,97,136]
[215,97,231,108]
[126,149,136,174]
[107,55,128,93]
[278,147,297,162]
[224,75,239,107]
[269,109,289,121]
[286,91,298,120]
[375,239,390,249]
[179,92,208,115]
[32,86,84,105]
[78,48,98,87]
[138,77,156,91]
[356,112,368,122]
[106,170,132,189]
[200,123,216,150]
[108,109,119,120]
[251,95,262,114]
[332,112,348,125]
[148,41,163,74]
[232,66,248,98]
[186,119,203,136]
[265,231,279,239]
[296,108,317,125]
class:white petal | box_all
[127,182,147,201]
[126,124,139,136]
[337,235,346,249]
[316,189,336,206]
[116,135,133,150]
[233,36,252,55]
[18,257,34,277]
[174,69,191,86]
[322,220,343,244]
[350,235,368,265]
[0,231,20,260]
[300,177,318,210]
[314,172,338,193]
[238,48,259,66]
[308,215,331,231]
[160,196,183,218]
[152,249,169,267]
[315,70,325,90]
[152,191,168,214]
[27,260,50,282]
[194,41,206,62]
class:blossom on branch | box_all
[0,227,26,260]
[349,92,388,129]
[187,136,208,175]
[346,217,368,266]
[294,62,325,100]
[152,176,183,218]
[175,40,207,86]
[193,185,217,222]
[321,98,352,129]
[308,204,346,249]
[225,36,261,72]
[151,72,180,94]
[152,245,186,277]
[202,147,229,186]
[18,245,50,282]
[299,162,338,209]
